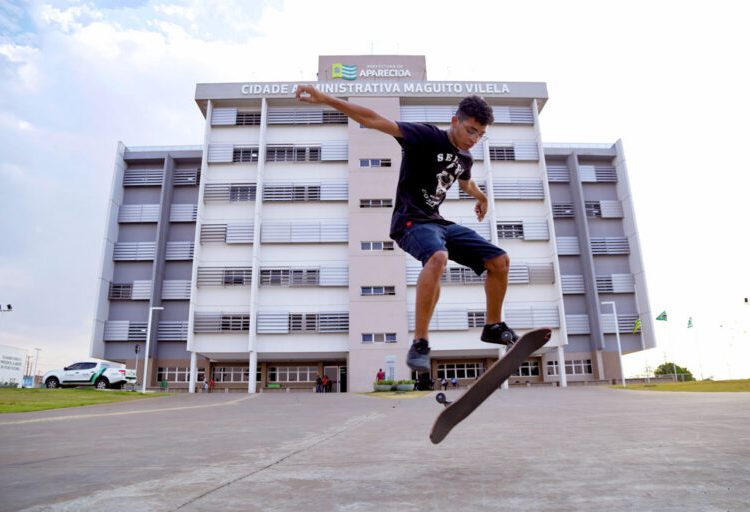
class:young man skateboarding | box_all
[295,85,518,372]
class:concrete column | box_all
[246,97,268,394]
[188,352,197,393]
[556,345,567,387]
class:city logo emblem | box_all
[331,63,357,81]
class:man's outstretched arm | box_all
[459,178,489,222]
[295,84,402,138]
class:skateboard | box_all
[429,328,552,444]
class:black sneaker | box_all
[406,339,431,371]
[480,322,519,346]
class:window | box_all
[467,311,486,328]
[260,268,320,286]
[109,283,133,299]
[361,332,397,344]
[585,201,602,217]
[489,146,515,161]
[236,112,261,125]
[157,367,206,383]
[266,146,321,162]
[289,313,318,332]
[547,361,559,376]
[552,203,575,218]
[565,359,593,375]
[437,362,484,380]
[220,315,250,332]
[229,184,256,201]
[361,286,396,296]
[512,361,540,377]
[213,366,249,383]
[361,241,394,251]
[264,184,321,201]
[444,267,484,285]
[360,199,393,208]
[322,111,347,124]
[359,159,392,168]
[267,366,317,383]
[497,223,524,239]
[223,268,251,286]
[233,147,259,163]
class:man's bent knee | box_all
[485,254,509,274]
[425,251,449,271]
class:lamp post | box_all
[32,348,41,387]
[141,306,164,393]
[601,301,626,387]
[134,344,141,386]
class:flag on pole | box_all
[656,311,668,321]
[687,317,693,328]
[632,318,642,334]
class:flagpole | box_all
[672,319,679,382]
[655,311,675,382]
[691,317,703,380]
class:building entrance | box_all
[323,365,347,392]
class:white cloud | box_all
[37,2,103,33]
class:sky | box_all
[1,0,748,379]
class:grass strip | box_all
[0,388,169,413]
[613,379,750,392]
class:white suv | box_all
[43,362,136,390]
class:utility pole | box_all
[33,348,41,386]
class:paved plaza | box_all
[1,386,748,511]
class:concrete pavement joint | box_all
[173,412,381,511]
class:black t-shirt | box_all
[389,121,473,239]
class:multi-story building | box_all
[91,55,654,393]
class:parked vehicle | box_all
[43,362,136,390]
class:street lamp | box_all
[601,301,626,387]
[32,348,41,387]
[141,306,164,393]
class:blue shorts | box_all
[395,222,506,275]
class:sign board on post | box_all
[384,355,397,382]
[0,344,28,388]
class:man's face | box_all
[450,116,487,151]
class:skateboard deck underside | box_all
[429,328,552,444]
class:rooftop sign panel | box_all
[196,80,548,100]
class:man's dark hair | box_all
[456,95,494,126]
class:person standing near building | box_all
[295,85,518,372]
[376,368,385,382]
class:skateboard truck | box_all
[435,393,452,407]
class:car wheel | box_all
[45,377,60,389]
[94,378,109,390]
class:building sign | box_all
[238,81,512,97]
[331,62,413,80]
[0,344,27,388]
[331,63,357,80]
[320,55,425,82]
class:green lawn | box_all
[0,388,169,413]
[614,379,750,392]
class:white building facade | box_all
[91,55,654,393]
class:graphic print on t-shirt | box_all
[423,153,465,208]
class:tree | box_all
[654,362,694,381]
